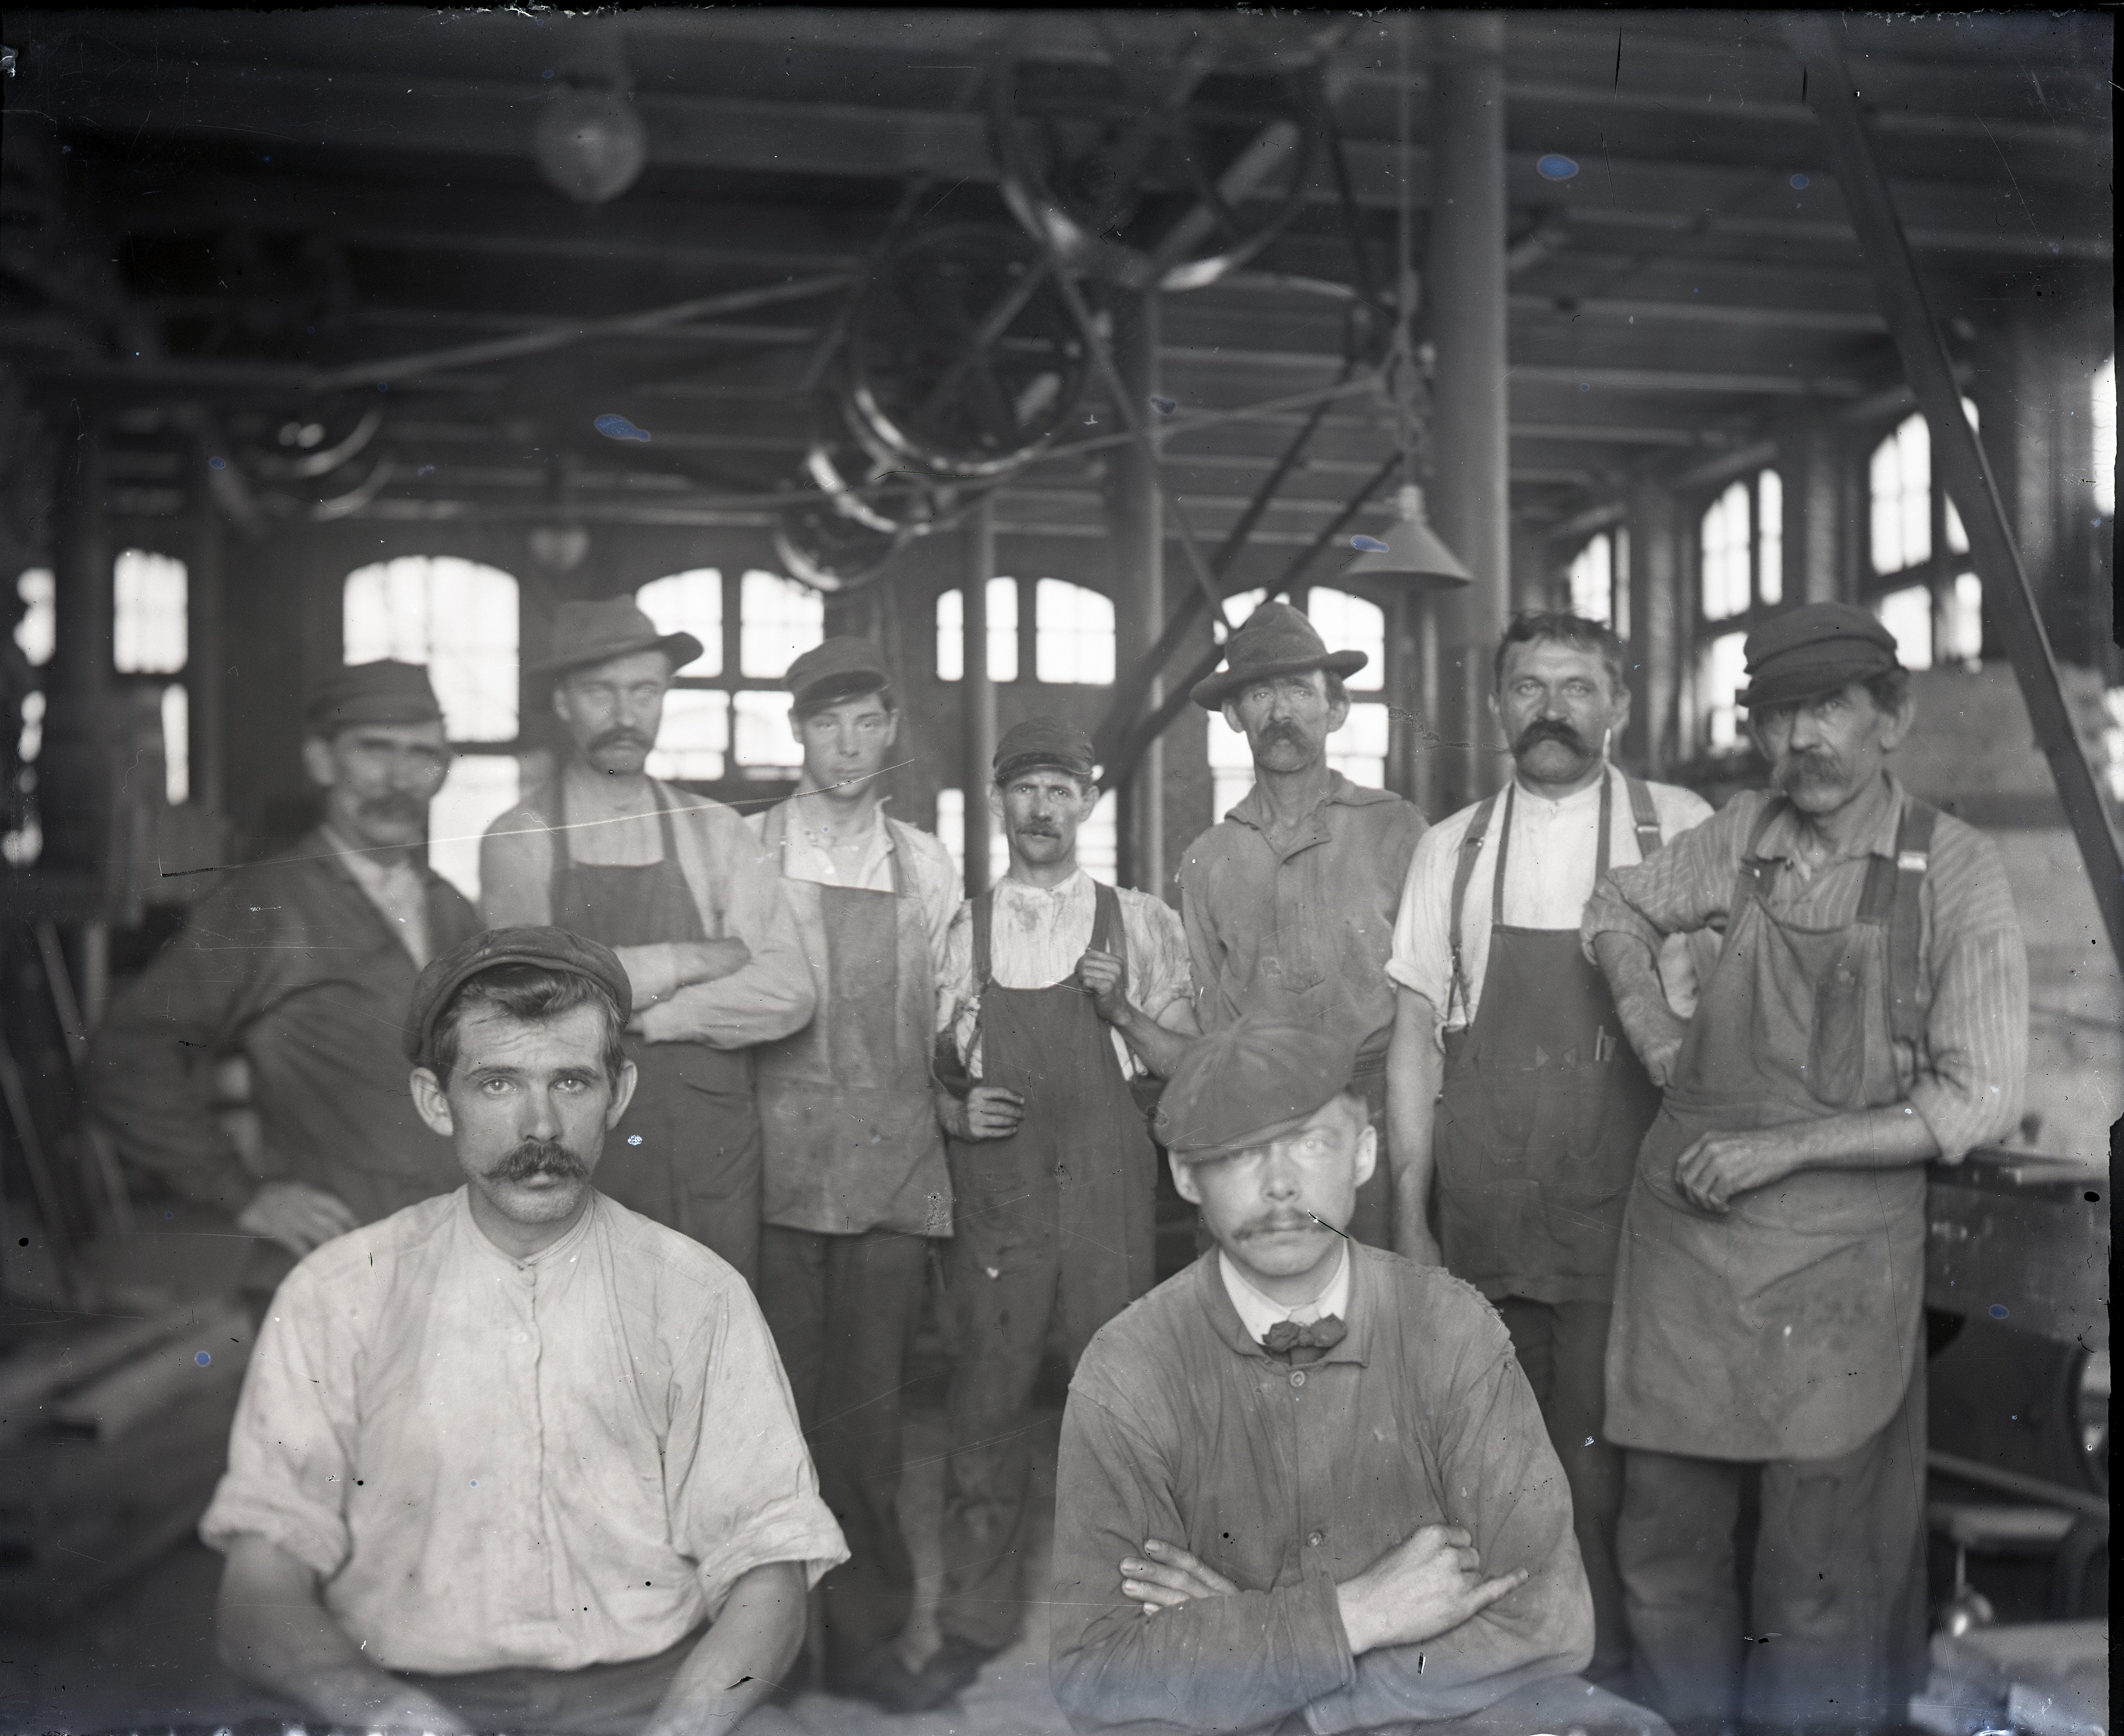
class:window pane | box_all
[428,753,520,904]
[114,549,188,674]
[14,569,54,667]
[1220,588,1268,630]
[740,570,823,679]
[342,556,519,742]
[17,689,45,765]
[1567,534,1613,625]
[2094,355,2116,519]
[733,689,803,775]
[1035,579,1115,685]
[935,787,1008,890]
[1757,470,1783,606]
[160,683,189,805]
[1207,708,1255,817]
[1874,584,1934,671]
[1870,413,1934,576]
[936,578,1019,682]
[1077,790,1119,884]
[1327,700,1390,789]
[1306,588,1385,690]
[1699,631,1749,751]
[636,569,724,677]
[647,689,730,782]
[1700,482,1750,621]
[1942,572,1983,666]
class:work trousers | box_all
[1496,1296,1629,1692]
[756,1224,929,1679]
[1617,1358,1928,1735]
[1355,1674,1672,1736]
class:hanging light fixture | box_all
[1344,15,1471,592]
[535,24,647,205]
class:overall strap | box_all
[878,815,910,899]
[1877,801,1937,1051]
[1490,783,1518,912]
[1733,794,1791,914]
[1592,767,1616,883]
[1090,879,1128,972]
[1624,773,1664,862]
[547,772,573,901]
[971,891,994,995]
[1446,793,1500,1024]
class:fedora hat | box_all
[1191,601,1367,711]
[530,598,704,679]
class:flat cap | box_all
[306,661,444,736]
[786,636,892,714]
[994,716,1098,785]
[1154,1018,1358,1161]
[404,925,633,1068]
[530,598,704,680]
[1737,603,1903,712]
[1192,601,1367,711]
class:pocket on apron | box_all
[1810,931,1875,1108]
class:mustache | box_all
[1513,717,1591,757]
[1254,721,1311,750]
[1015,822,1063,839]
[1235,1212,1326,1240]
[1772,746,1844,789]
[487,1139,590,1183]
[588,726,652,755]
[358,792,426,827]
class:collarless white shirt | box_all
[1217,1238,1351,1341]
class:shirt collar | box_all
[316,825,425,891]
[1217,1240,1350,1341]
[1753,772,1907,865]
[1509,764,1611,814]
[1201,1244,1368,1366]
[1226,768,1395,832]
[996,866,1089,903]
[451,1183,601,1272]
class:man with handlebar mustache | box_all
[481,599,816,1286]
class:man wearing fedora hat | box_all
[94,661,482,1290]
[1177,601,1427,1248]
[480,598,816,1286]
[1583,602,2027,1732]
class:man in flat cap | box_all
[1048,1017,1667,1736]
[1383,611,1713,1689]
[1178,601,1426,1247]
[94,661,481,1287]
[1582,602,2027,1732]
[205,926,845,1736]
[481,598,816,1285]
[743,638,959,1711]
[921,714,1200,1706]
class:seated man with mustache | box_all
[1049,1018,1667,1736]
[202,927,846,1736]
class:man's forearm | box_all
[1593,931,1686,1071]
[642,1561,807,1736]
[1110,1003,1194,1079]
[1384,994,1443,1258]
[216,1535,406,1722]
[1786,1102,1941,1171]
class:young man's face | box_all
[1174,1093,1376,1289]
[1492,638,1630,787]
[301,719,451,853]
[991,768,1097,871]
[791,689,898,793]
[1222,669,1346,776]
[552,649,675,777]
[411,1001,637,1234]
[1751,680,1912,816]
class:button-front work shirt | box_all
[744,797,958,964]
[1219,1241,1350,1341]
[1050,1246,1592,1734]
[1580,775,2027,1162]
[322,826,435,968]
[200,1188,848,1675]
[1390,767,1714,1038]
[1179,775,1426,1064]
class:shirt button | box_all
[1308,1531,1325,1548]
[1290,1370,1306,1389]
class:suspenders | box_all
[1446,768,1663,1027]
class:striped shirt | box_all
[1580,774,2027,1163]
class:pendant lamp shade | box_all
[1343,484,1474,589]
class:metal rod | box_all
[1792,15,2124,962]
[1927,1449,2108,1522]
[33,921,134,1237]
[0,1032,81,1303]
[961,497,998,898]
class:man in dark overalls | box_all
[745,638,960,1712]
[921,717,1200,1707]
[1584,604,2028,1732]
[1384,612,1713,1690]
[481,598,815,1285]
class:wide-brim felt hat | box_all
[1191,600,1368,711]
[530,598,704,679]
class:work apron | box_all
[548,780,761,1280]
[1605,795,1939,1462]
[1435,772,1663,1302]
[753,803,947,1237]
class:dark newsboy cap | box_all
[786,636,893,714]
[1154,1017,1359,1162]
[531,598,704,680]
[1737,602,1903,712]
[994,716,1098,785]
[404,926,634,1068]
[306,661,444,736]
[1191,601,1368,712]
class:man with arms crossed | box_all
[204,927,845,1735]
[1583,604,2027,1732]
[1049,1019,1667,1736]
[1384,611,1711,1688]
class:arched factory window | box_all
[1034,579,1115,685]
[936,577,1020,682]
[635,567,817,785]
[1863,403,1980,672]
[1566,532,1615,626]
[1309,586,1389,791]
[14,567,55,668]
[114,549,192,807]
[342,555,522,901]
[1693,469,1783,754]
[636,568,724,676]
[2094,354,2116,520]
[3,568,54,866]
[738,569,823,681]
[935,785,1114,889]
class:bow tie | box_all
[1261,1315,1347,1356]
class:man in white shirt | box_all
[1384,612,1711,1689]
[921,716,1200,1706]
[203,925,845,1736]
[744,637,959,1712]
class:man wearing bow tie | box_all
[1047,1020,1668,1736]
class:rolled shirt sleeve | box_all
[1581,796,1756,964]
[1904,829,2028,1162]
[1121,891,1197,1028]
[1385,819,1461,1039]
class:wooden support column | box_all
[1109,287,1164,892]
[960,496,997,897]
[1426,11,1511,809]
[186,443,226,819]
[1777,406,1848,604]
[1623,479,1681,776]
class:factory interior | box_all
[0,10,2113,1734]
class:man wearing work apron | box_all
[744,638,960,1713]
[921,716,1201,1708]
[481,598,816,1285]
[1384,611,1712,1691]
[1583,604,2028,1733]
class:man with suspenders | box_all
[922,716,1200,1707]
[744,638,960,1712]
[1385,612,1712,1691]
[1583,605,2027,1732]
